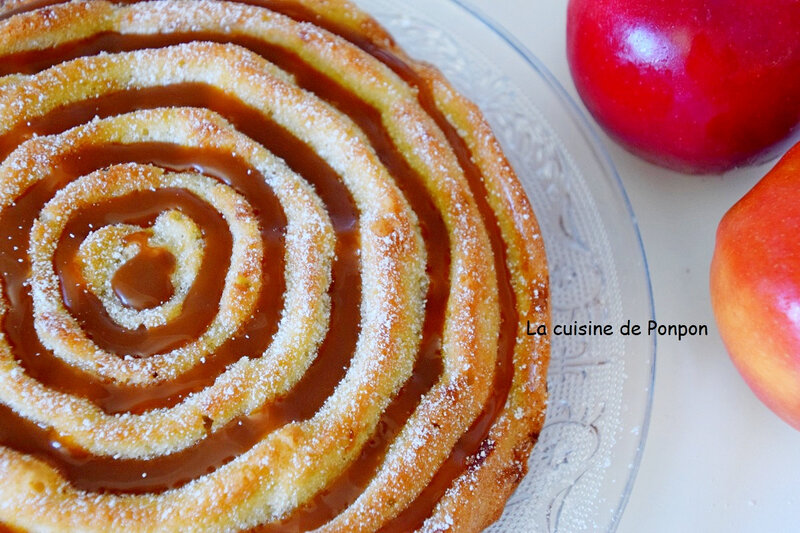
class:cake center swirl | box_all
[78,210,205,326]
[112,235,176,311]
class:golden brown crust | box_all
[411,62,550,533]
[0,1,549,531]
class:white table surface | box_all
[465,1,800,532]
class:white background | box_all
[466,1,800,532]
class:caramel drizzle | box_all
[0,140,289,414]
[0,522,22,533]
[0,84,364,491]
[55,187,230,357]
[111,232,177,311]
[0,1,521,530]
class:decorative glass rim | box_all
[360,0,657,530]
[453,2,656,529]
[443,1,656,529]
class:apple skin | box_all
[567,0,800,173]
[710,143,800,430]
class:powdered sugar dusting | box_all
[0,0,547,531]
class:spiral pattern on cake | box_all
[0,1,550,532]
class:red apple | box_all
[567,0,800,173]
[710,143,800,430]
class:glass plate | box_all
[354,1,657,531]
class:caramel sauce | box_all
[0,400,278,493]
[0,144,287,413]
[111,232,176,310]
[0,522,22,533]
[0,1,524,531]
[53,186,231,357]
[255,9,521,529]
[367,50,519,533]
[0,86,361,490]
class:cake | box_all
[0,1,550,531]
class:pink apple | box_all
[711,143,800,430]
[567,0,800,173]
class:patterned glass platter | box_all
[356,1,657,531]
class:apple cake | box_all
[0,1,550,531]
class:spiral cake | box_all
[0,1,550,531]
